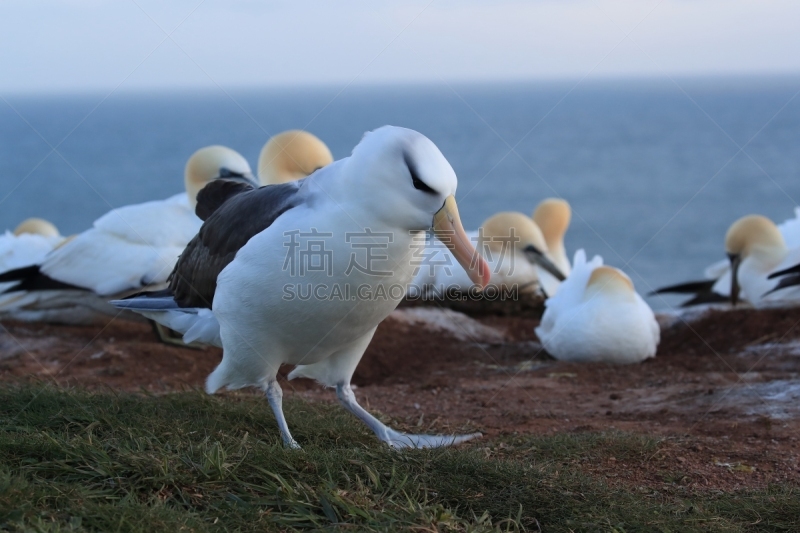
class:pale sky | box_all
[1,0,799,92]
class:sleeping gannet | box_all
[0,218,63,273]
[0,146,255,325]
[536,250,659,363]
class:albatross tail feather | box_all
[110,293,222,347]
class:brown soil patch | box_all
[2,306,800,492]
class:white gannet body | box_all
[536,250,659,364]
[114,126,491,449]
[777,207,800,249]
[0,146,255,324]
[725,215,800,305]
[0,218,63,274]
[655,211,800,307]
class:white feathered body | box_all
[738,247,800,306]
[699,209,800,306]
[209,198,424,391]
[0,231,62,272]
[535,250,659,364]
[40,193,198,294]
[0,193,201,323]
[0,231,63,294]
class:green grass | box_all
[0,385,796,532]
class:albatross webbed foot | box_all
[379,429,483,449]
[335,382,481,449]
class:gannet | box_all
[410,211,565,299]
[0,218,63,273]
[652,215,800,307]
[0,146,255,325]
[536,250,659,363]
[114,126,490,449]
[258,130,333,185]
[532,198,571,275]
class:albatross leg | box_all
[335,382,481,449]
[265,380,300,449]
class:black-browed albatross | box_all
[114,126,490,449]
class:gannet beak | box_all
[433,195,490,288]
[523,245,566,281]
[728,253,741,306]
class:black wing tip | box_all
[0,265,87,294]
[768,263,800,280]
[763,273,800,297]
[0,265,41,283]
[649,279,717,297]
[679,292,730,307]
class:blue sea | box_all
[2,78,799,309]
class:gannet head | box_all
[13,218,60,238]
[480,211,566,281]
[584,265,635,301]
[725,214,785,305]
[348,126,489,288]
[532,198,571,251]
[184,146,254,209]
[258,130,333,185]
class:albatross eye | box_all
[412,175,435,194]
[404,151,436,194]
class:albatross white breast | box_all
[535,250,659,364]
[114,126,491,449]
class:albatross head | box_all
[13,217,60,238]
[258,130,333,185]
[724,214,785,305]
[532,198,571,252]
[185,146,254,208]
[348,126,490,288]
[480,212,566,281]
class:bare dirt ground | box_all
[1,305,799,492]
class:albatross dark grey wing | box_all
[169,180,305,309]
[195,176,258,221]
